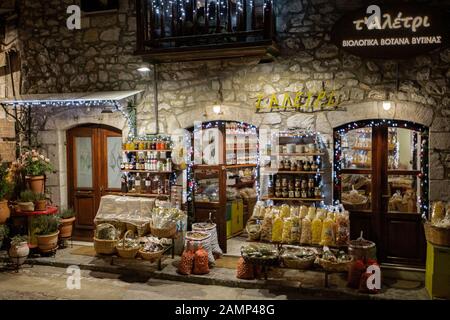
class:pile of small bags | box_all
[248,202,350,247]
[177,244,210,275]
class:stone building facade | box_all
[1,0,449,207]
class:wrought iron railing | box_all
[136,0,275,53]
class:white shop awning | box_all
[0,90,144,105]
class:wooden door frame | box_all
[333,119,429,266]
[66,124,122,237]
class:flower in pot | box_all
[8,235,29,266]
[17,190,36,212]
[58,208,76,239]
[32,214,60,253]
[0,163,13,223]
[15,150,53,194]
[34,192,48,211]
[0,224,9,249]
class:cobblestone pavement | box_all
[0,265,326,300]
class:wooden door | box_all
[334,120,428,266]
[67,124,122,240]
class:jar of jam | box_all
[308,178,314,189]
[275,187,282,198]
[304,161,311,171]
[301,179,307,189]
[275,178,281,188]
[151,141,156,150]
[282,178,288,187]
[314,187,321,198]
[311,162,318,171]
[290,160,297,171]
[297,160,304,171]
[139,141,145,150]
[295,188,301,198]
[282,188,289,198]
[295,179,301,188]
[301,189,307,198]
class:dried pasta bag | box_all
[260,213,273,242]
[300,217,312,245]
[311,213,323,245]
[336,212,350,246]
[236,257,254,280]
[299,206,308,218]
[290,216,301,244]
[178,246,195,275]
[282,218,293,244]
[193,245,210,275]
[280,205,290,219]
[272,214,283,243]
[320,213,335,246]
[290,206,299,217]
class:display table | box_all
[13,206,59,249]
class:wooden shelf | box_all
[224,164,257,169]
[276,152,324,156]
[229,181,255,188]
[261,169,324,174]
[123,149,172,152]
[261,197,323,202]
[109,192,170,198]
[121,170,172,174]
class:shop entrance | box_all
[334,120,429,266]
[67,124,122,240]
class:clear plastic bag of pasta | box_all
[280,204,290,219]
[299,205,309,219]
[260,212,273,242]
[336,211,350,246]
[300,216,312,245]
[272,214,283,243]
[321,212,336,246]
[290,216,301,244]
[311,211,323,245]
[282,218,293,244]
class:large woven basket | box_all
[150,223,177,239]
[318,257,353,272]
[116,230,140,259]
[139,248,165,262]
[424,222,450,247]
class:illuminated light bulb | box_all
[382,101,392,111]
[212,105,222,114]
[137,66,151,73]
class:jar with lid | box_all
[311,161,318,171]
[314,187,321,198]
[301,189,307,198]
[285,160,291,171]
[301,179,307,189]
[275,187,282,198]
[290,160,297,171]
[282,178,288,187]
[304,161,311,171]
[295,179,301,188]
[275,177,281,188]
[308,178,314,189]
[282,188,289,198]
[295,188,301,198]
[279,159,284,170]
[297,160,304,171]
[308,188,315,198]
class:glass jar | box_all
[282,188,289,198]
[295,188,301,198]
[314,187,321,198]
[295,179,301,188]
[308,178,314,189]
[282,178,288,187]
[297,160,304,171]
[301,189,307,198]
[304,161,311,171]
[311,162,318,171]
[275,187,282,198]
[290,160,297,171]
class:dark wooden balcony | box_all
[135,0,278,63]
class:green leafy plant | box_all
[19,190,36,202]
[59,208,76,219]
[0,163,13,200]
[0,225,9,239]
[10,235,27,246]
[34,192,47,201]
[32,215,60,235]
[15,149,53,176]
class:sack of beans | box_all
[236,257,254,280]
[193,245,210,275]
[177,246,195,275]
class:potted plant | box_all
[8,235,29,266]
[32,214,60,253]
[34,192,47,211]
[0,163,13,223]
[15,150,53,193]
[17,190,35,212]
[0,224,9,249]
[59,208,76,238]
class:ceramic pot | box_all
[59,217,75,238]
[8,241,30,265]
[0,200,10,223]
[26,175,45,194]
[36,230,59,253]
[35,200,47,211]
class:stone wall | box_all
[12,0,450,205]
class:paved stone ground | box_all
[0,246,430,300]
[0,265,324,300]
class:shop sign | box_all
[255,90,340,113]
[331,4,448,59]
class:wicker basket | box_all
[94,223,118,255]
[342,199,369,211]
[116,230,140,259]
[94,238,118,255]
[424,222,450,247]
[150,223,177,239]
[318,257,353,272]
[282,256,315,270]
[139,248,165,261]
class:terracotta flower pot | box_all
[59,216,76,238]
[26,175,45,194]
[9,241,30,266]
[35,200,47,211]
[0,200,10,224]
[36,230,59,253]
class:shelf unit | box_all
[261,197,323,202]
